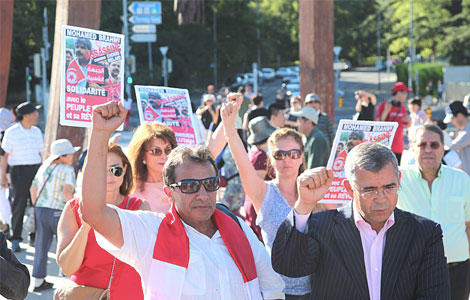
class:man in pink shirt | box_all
[272,142,451,300]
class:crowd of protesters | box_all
[0,81,469,300]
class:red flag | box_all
[144,106,159,121]
[332,150,348,172]
[66,60,85,87]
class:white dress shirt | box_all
[96,207,285,300]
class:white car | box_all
[276,67,292,78]
[261,68,276,81]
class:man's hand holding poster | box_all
[60,25,124,127]
[320,120,398,204]
[135,86,199,147]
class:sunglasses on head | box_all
[416,141,441,150]
[147,146,172,156]
[108,166,124,177]
[169,176,220,194]
[272,149,302,160]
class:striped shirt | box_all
[317,112,335,148]
[32,163,76,210]
[1,123,44,166]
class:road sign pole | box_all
[25,67,31,103]
[148,42,153,80]
[160,47,168,86]
[123,0,131,97]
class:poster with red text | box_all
[60,25,124,127]
[320,120,398,204]
[135,85,198,147]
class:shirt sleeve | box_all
[239,217,285,299]
[450,132,470,151]
[1,129,12,154]
[63,166,77,187]
[375,102,384,121]
[294,211,311,233]
[95,207,161,276]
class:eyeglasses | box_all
[272,149,302,160]
[416,141,441,150]
[352,185,400,200]
[108,166,124,177]
[147,146,172,156]
[169,176,220,194]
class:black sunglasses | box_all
[147,146,172,156]
[169,176,220,194]
[108,166,124,177]
[416,141,441,150]
[272,149,302,160]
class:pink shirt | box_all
[131,182,170,213]
[295,206,395,300]
[353,205,395,300]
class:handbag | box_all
[54,197,131,300]
[24,164,59,233]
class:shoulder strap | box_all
[35,164,59,205]
[216,203,242,230]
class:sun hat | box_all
[45,139,80,165]
[247,116,277,145]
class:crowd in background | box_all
[0,80,469,300]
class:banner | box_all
[60,25,125,127]
[320,120,398,204]
[135,86,198,147]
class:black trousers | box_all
[449,259,470,300]
[285,294,311,300]
[10,164,40,241]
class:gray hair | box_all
[344,142,399,183]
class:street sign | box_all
[333,46,342,56]
[131,33,157,43]
[132,24,157,34]
[159,46,168,56]
[128,1,162,15]
[333,62,347,71]
[129,15,162,25]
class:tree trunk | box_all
[0,0,14,108]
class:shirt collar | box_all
[409,163,443,180]
[352,201,395,232]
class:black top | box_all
[357,103,375,121]
[0,232,30,299]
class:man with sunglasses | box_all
[398,124,470,300]
[291,106,329,169]
[272,142,450,300]
[80,101,285,300]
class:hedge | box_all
[395,63,443,97]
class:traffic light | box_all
[127,76,133,84]
[33,53,41,78]
[129,55,136,74]
[28,75,32,81]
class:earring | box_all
[143,160,146,164]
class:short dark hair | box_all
[268,102,285,119]
[163,146,218,186]
[252,94,264,106]
[412,124,444,144]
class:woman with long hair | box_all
[127,123,177,213]
[56,144,150,299]
[222,94,315,299]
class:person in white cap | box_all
[444,100,470,176]
[0,102,44,252]
[291,106,330,169]
[30,139,79,292]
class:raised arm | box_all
[81,101,127,248]
[221,94,267,212]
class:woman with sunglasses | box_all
[127,123,177,213]
[222,96,313,299]
[56,143,150,299]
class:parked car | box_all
[261,68,276,81]
[276,67,296,78]
[284,83,300,97]
[281,75,299,85]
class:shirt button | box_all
[375,268,379,272]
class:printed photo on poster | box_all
[135,86,198,147]
[320,120,398,204]
[60,25,125,128]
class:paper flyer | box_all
[134,85,198,147]
[320,120,398,204]
[60,25,125,127]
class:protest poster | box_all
[320,120,398,204]
[60,25,124,127]
[134,86,198,147]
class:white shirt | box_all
[96,207,285,300]
[1,123,44,166]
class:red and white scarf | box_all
[146,204,262,300]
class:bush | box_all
[395,63,443,96]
